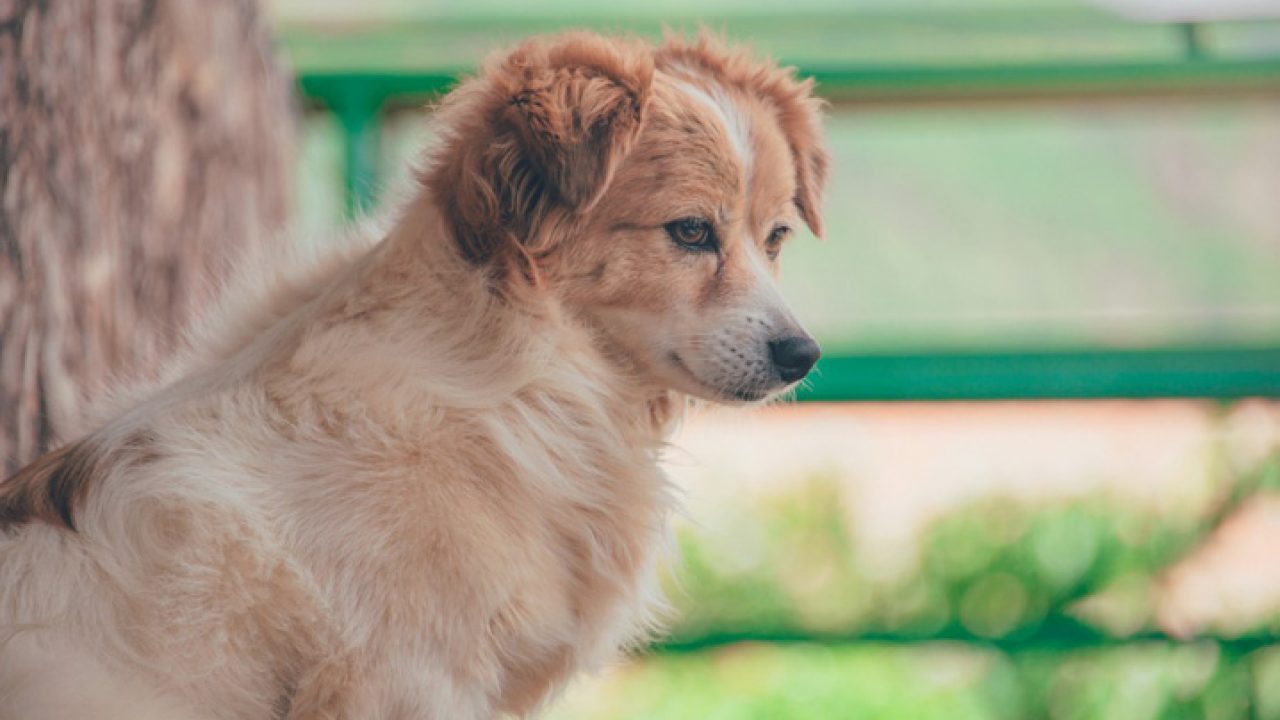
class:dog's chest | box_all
[491,483,668,714]
[484,441,670,713]
[292,401,673,713]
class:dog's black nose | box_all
[768,335,821,383]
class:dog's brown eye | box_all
[666,218,715,251]
[765,225,792,260]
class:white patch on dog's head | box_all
[671,75,754,177]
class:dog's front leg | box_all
[287,654,495,720]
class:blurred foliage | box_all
[546,449,1280,719]
[668,445,1280,644]
[666,481,1217,644]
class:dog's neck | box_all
[284,196,685,443]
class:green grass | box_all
[550,642,1280,720]
[549,644,999,720]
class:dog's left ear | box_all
[427,33,653,270]
[501,35,653,212]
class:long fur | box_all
[0,31,827,719]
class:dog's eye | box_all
[666,218,716,251]
[765,224,792,260]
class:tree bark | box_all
[0,0,295,475]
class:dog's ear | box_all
[426,33,653,270]
[502,36,652,211]
[776,82,830,238]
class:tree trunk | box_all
[0,0,295,475]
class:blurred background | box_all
[5,0,1280,717]
[262,1,1280,717]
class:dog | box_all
[0,30,827,719]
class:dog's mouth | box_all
[668,351,771,403]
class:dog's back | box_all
[0,435,343,719]
[0,244,372,717]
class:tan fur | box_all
[0,31,827,719]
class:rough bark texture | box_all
[0,0,295,475]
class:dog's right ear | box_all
[425,33,653,272]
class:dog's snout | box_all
[768,335,821,383]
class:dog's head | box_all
[426,31,828,403]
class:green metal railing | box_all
[285,17,1280,403]
[657,622,1280,657]
[801,346,1280,401]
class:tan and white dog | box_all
[0,31,827,719]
